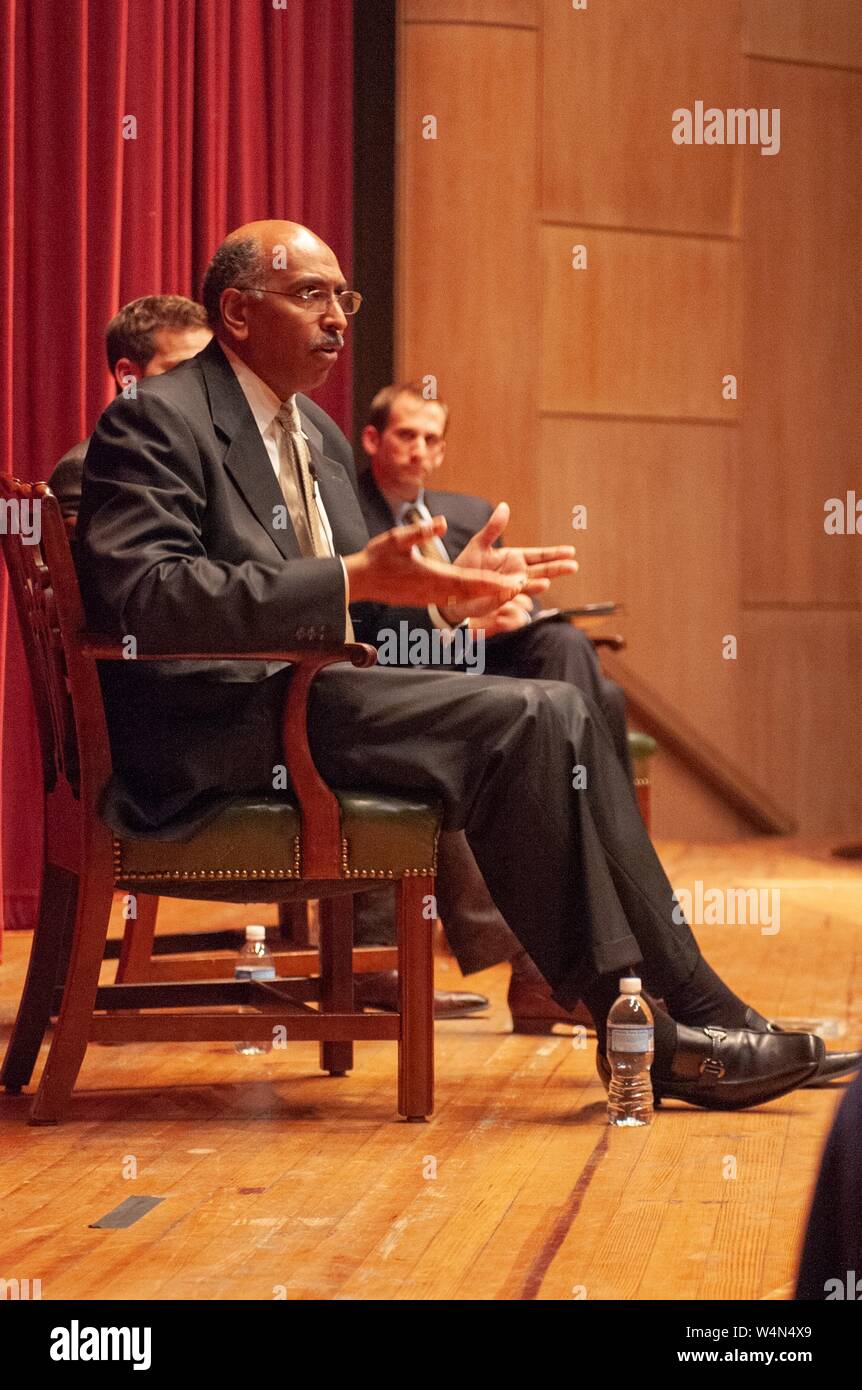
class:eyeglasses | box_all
[236,285,363,316]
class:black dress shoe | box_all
[743,1007,862,1086]
[597,1023,823,1111]
[355,970,489,1019]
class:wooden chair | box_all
[0,477,441,1125]
[111,620,656,977]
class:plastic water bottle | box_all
[607,976,654,1126]
[234,925,276,1055]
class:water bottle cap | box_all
[245,925,266,942]
[619,976,642,994]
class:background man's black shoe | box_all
[743,1007,862,1086]
[597,1024,823,1111]
[355,970,489,1019]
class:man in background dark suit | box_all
[75,219,848,1109]
[353,383,633,1031]
[358,384,630,766]
[50,295,212,518]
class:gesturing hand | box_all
[344,514,528,612]
[443,502,578,624]
[468,593,533,638]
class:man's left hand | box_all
[468,593,533,638]
[442,502,578,624]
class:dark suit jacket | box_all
[50,438,90,519]
[76,339,382,838]
[50,394,353,519]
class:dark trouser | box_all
[352,617,635,973]
[300,662,697,1008]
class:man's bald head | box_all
[201,221,331,328]
[200,219,351,400]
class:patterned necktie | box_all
[275,399,330,559]
[275,399,354,642]
[402,502,450,563]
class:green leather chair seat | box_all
[112,792,443,904]
[627,730,657,763]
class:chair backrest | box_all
[0,477,111,808]
[0,477,79,794]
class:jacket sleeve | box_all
[76,390,347,654]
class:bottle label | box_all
[235,965,277,981]
[608,1024,653,1053]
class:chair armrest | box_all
[77,633,377,879]
[78,636,376,666]
[589,634,627,652]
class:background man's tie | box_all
[402,502,451,564]
[276,399,354,642]
[275,399,330,558]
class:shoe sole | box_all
[802,1060,862,1087]
[653,1060,821,1111]
[596,1052,823,1112]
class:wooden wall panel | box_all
[397,2,860,838]
[736,612,862,836]
[744,0,862,69]
[402,0,537,25]
[740,61,862,604]
[541,0,743,234]
[397,23,539,538]
[650,752,754,842]
[537,417,741,753]
[541,226,740,420]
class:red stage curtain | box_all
[0,0,353,944]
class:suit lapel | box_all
[199,340,300,563]
[198,340,368,562]
[311,441,369,555]
[221,415,304,563]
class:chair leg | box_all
[115,892,159,983]
[278,901,310,946]
[1,863,78,1092]
[396,875,434,1122]
[318,895,355,1078]
[28,872,116,1125]
[319,895,354,1076]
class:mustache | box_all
[311,335,344,350]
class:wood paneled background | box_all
[395,0,861,839]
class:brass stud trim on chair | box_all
[339,837,437,880]
[111,835,302,883]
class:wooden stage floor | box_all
[1,839,860,1302]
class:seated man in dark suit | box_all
[352,383,633,1031]
[49,295,483,1022]
[75,219,856,1110]
[50,295,212,517]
